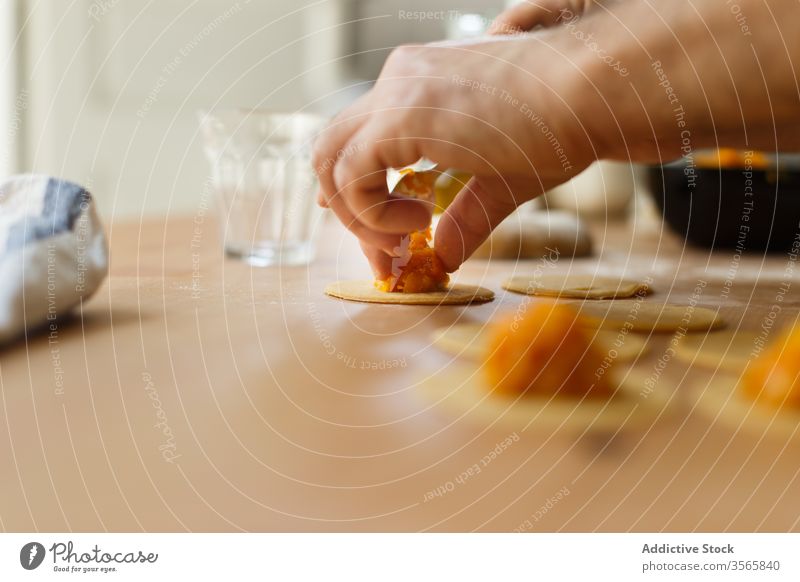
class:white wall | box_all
[0,2,9,177]
[15,0,503,220]
[19,0,350,221]
[0,0,22,178]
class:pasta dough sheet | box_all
[325,280,495,306]
[503,274,650,299]
[416,364,670,432]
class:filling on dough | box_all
[375,166,449,294]
[484,302,614,398]
[375,227,450,293]
[742,325,800,409]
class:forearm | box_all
[557,0,800,160]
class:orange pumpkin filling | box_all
[484,303,614,398]
[375,168,449,294]
[694,148,769,169]
[394,169,438,198]
[742,325,800,410]
[375,228,449,293]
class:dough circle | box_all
[431,323,649,362]
[325,280,495,306]
[694,375,800,439]
[674,331,760,372]
[503,273,650,299]
[417,364,669,432]
[577,301,724,333]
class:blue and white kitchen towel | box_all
[0,175,107,344]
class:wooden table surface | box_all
[2,212,799,532]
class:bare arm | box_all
[574,0,800,159]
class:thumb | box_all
[434,176,536,272]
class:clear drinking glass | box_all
[198,109,327,266]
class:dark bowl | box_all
[646,157,800,252]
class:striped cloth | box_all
[0,175,108,344]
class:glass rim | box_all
[197,107,329,126]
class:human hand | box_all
[313,36,596,276]
[316,0,800,281]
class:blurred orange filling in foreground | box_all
[484,303,614,398]
[375,228,449,293]
[742,325,800,409]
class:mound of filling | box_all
[742,325,800,409]
[484,302,614,398]
[375,227,449,293]
[375,167,449,294]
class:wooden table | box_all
[2,213,799,532]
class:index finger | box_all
[332,128,434,234]
[312,102,370,205]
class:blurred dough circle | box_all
[674,331,759,372]
[417,364,668,432]
[695,376,800,438]
[431,322,649,361]
[324,280,494,305]
[578,301,724,333]
[503,273,650,299]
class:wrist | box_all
[513,19,638,167]
[553,11,653,161]
[549,2,717,163]
[509,33,610,175]
[558,0,797,161]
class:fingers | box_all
[323,185,403,256]
[359,240,393,280]
[333,128,434,234]
[313,96,425,267]
[489,1,561,34]
[434,176,528,272]
[313,99,371,207]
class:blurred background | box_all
[0,0,520,219]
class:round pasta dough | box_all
[674,331,759,372]
[503,273,650,299]
[324,280,494,306]
[431,323,649,362]
[577,301,724,333]
[694,376,800,438]
[417,364,669,432]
